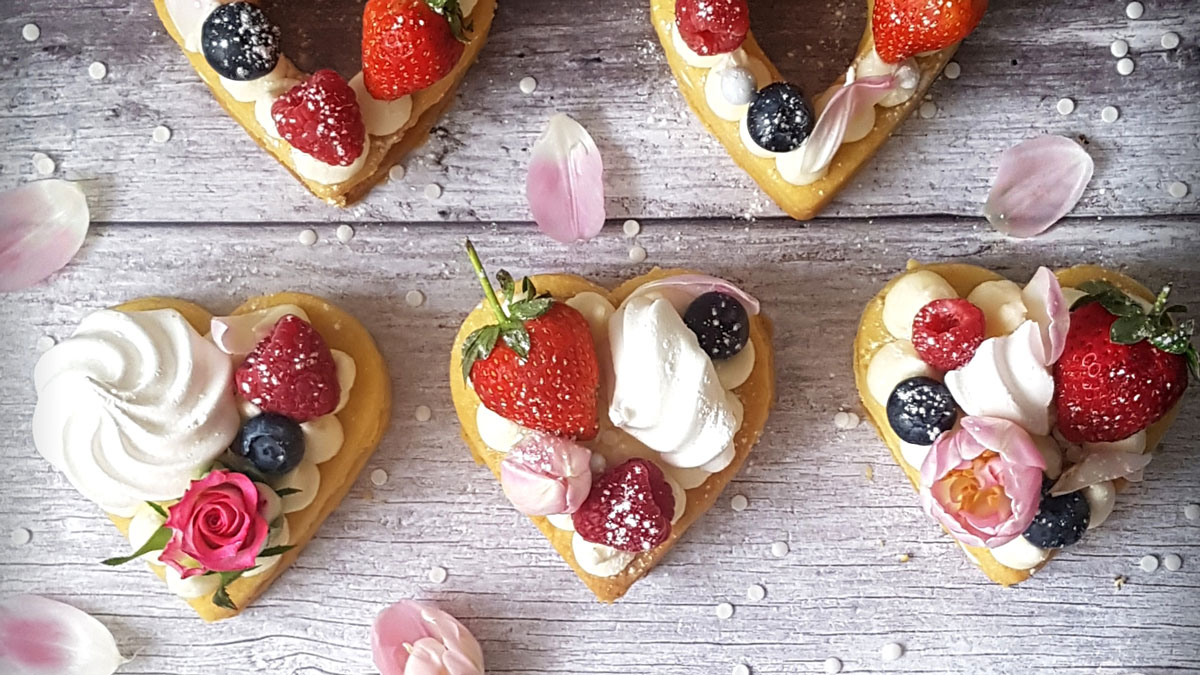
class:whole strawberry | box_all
[362,0,467,101]
[272,70,365,166]
[461,240,600,441]
[872,0,988,64]
[1054,282,1195,443]
[236,315,341,422]
[573,459,675,552]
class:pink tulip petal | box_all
[801,75,895,174]
[983,135,1093,238]
[526,114,605,244]
[1021,266,1070,365]
[1050,449,1153,496]
[372,601,484,675]
[0,180,90,292]
[625,274,761,316]
[500,433,593,515]
[0,596,125,675]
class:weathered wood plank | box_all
[0,218,1197,674]
[0,0,1196,222]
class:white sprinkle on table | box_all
[336,224,355,243]
[1161,32,1181,50]
[746,584,766,602]
[370,468,389,486]
[405,289,426,307]
[1185,503,1200,520]
[880,642,904,662]
[1110,39,1129,58]
[21,23,40,42]
[730,494,749,512]
[1163,553,1183,571]
[731,665,750,675]
[415,405,432,422]
[1167,181,1189,199]
[88,61,107,80]
[1101,106,1120,123]
[152,125,171,143]
[823,657,843,674]
[1125,1,1144,19]
[32,152,55,176]
[1140,554,1159,572]
[424,183,442,200]
[943,61,961,79]
[1116,57,1135,76]
[518,76,538,94]
[628,245,647,263]
[10,527,31,546]
[919,101,938,119]
[770,541,789,558]
[298,229,317,246]
[623,219,641,238]
[715,602,734,620]
[1056,98,1075,116]
[388,164,406,181]
[36,335,56,352]
[428,565,448,583]
[833,411,860,430]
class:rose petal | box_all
[0,596,126,675]
[0,180,90,292]
[500,433,593,515]
[526,113,605,244]
[800,74,895,174]
[372,601,484,675]
[623,274,761,316]
[1050,449,1153,496]
[983,135,1093,238]
[1021,266,1070,365]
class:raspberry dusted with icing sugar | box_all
[911,298,986,370]
[235,315,341,422]
[675,0,750,57]
[572,459,675,553]
[271,69,366,167]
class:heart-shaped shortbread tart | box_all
[650,0,976,219]
[154,0,495,206]
[854,262,1186,585]
[54,293,390,621]
[449,269,775,601]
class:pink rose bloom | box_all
[919,417,1046,549]
[372,600,485,675]
[499,433,592,516]
[159,470,270,578]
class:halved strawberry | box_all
[872,0,988,64]
[362,0,467,101]
[235,315,341,422]
[572,459,675,552]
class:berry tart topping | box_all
[1054,281,1195,443]
[461,241,601,441]
[746,83,815,153]
[235,314,341,423]
[912,298,987,370]
[886,376,959,445]
[233,413,307,476]
[201,2,282,81]
[272,70,366,167]
[1023,478,1090,549]
[872,0,989,65]
[683,291,750,360]
[362,0,468,101]
[572,459,676,552]
[675,0,750,57]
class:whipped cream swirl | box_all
[945,320,1054,436]
[33,309,240,516]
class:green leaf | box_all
[508,297,552,321]
[1150,284,1173,316]
[461,324,500,382]
[1186,347,1200,380]
[520,276,538,298]
[145,501,169,518]
[426,0,469,42]
[1110,315,1153,344]
[496,270,515,304]
[257,545,295,558]
[1165,304,1188,314]
[102,526,171,566]
[211,570,245,611]
[1148,320,1196,355]
[273,487,301,498]
[501,324,531,359]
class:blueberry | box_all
[1023,478,1090,549]
[201,2,281,81]
[720,66,756,106]
[746,82,815,153]
[683,291,750,360]
[234,413,305,475]
[885,377,958,445]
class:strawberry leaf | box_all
[501,324,531,359]
[1111,315,1153,344]
[509,297,552,321]
[426,0,469,42]
[461,324,500,382]
[496,270,515,304]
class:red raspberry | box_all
[675,0,750,56]
[235,315,341,422]
[271,69,365,167]
[911,298,986,370]
[572,459,675,553]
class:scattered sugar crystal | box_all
[715,602,734,619]
[730,494,749,512]
[88,61,107,80]
[880,642,904,662]
[32,152,55,176]
[1056,98,1075,115]
[1126,1,1144,19]
[424,183,442,200]
[1139,554,1159,572]
[1161,32,1181,49]
[22,23,40,42]
[10,527,31,546]
[389,164,406,181]
[1117,58,1135,76]
[370,469,388,486]
[623,219,641,237]
[746,584,766,602]
[1110,39,1129,58]
[336,224,355,243]
[628,245,647,263]
[943,61,961,79]
[428,566,448,583]
[518,76,537,94]
[415,405,432,422]
[823,657,843,674]
[1167,182,1189,199]
[1101,106,1120,123]
[298,229,317,246]
[770,541,789,558]
[405,289,425,307]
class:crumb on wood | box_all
[1114,575,1127,590]
[865,464,874,481]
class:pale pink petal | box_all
[526,114,605,243]
[1050,449,1153,496]
[1021,266,1070,365]
[0,596,125,675]
[500,433,593,515]
[624,274,761,316]
[960,417,1047,471]
[983,135,1093,238]
[372,601,484,675]
[801,75,895,175]
[0,180,90,292]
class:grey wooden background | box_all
[1,0,1198,674]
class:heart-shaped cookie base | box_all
[854,262,1183,585]
[111,292,391,621]
[449,269,775,601]
[650,0,954,220]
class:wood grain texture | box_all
[1,0,1197,222]
[1,219,1198,674]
